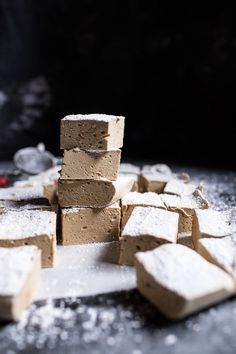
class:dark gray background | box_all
[0,1,236,168]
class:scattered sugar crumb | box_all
[164,334,178,346]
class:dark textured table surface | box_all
[0,163,236,354]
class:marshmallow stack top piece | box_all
[60,114,125,150]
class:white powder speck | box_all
[107,336,116,346]
[132,350,142,354]
[164,334,178,346]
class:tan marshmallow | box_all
[121,192,165,228]
[58,176,133,208]
[139,163,190,193]
[160,191,209,233]
[119,163,140,191]
[192,208,236,250]
[0,186,45,202]
[61,203,121,245]
[0,210,57,268]
[119,206,179,266]
[61,149,121,180]
[0,246,41,321]
[164,179,203,196]
[135,244,235,320]
[14,166,60,204]
[60,114,125,150]
[139,172,170,193]
[198,237,236,281]
[0,199,51,213]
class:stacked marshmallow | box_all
[58,114,133,245]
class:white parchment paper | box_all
[36,242,136,300]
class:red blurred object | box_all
[0,176,9,187]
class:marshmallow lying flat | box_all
[60,114,125,150]
[0,199,51,213]
[119,206,179,266]
[14,166,60,205]
[0,186,44,202]
[61,202,121,245]
[139,168,190,194]
[121,192,165,229]
[135,244,235,319]
[61,149,121,180]
[0,210,57,268]
[58,176,134,208]
[160,191,209,233]
[0,246,41,321]
[119,163,140,192]
[199,237,236,281]
[139,172,171,194]
[192,208,236,250]
[164,179,203,196]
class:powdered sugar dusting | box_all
[0,210,56,239]
[160,193,207,209]
[0,246,39,296]
[122,206,178,241]
[195,208,236,237]
[122,192,165,207]
[164,179,200,196]
[62,114,125,122]
[62,202,120,214]
[200,237,236,275]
